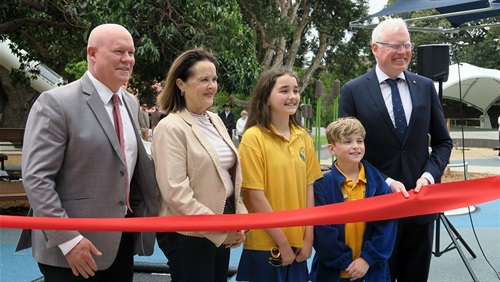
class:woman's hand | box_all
[223,230,245,248]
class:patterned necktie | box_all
[112,94,132,212]
[386,79,407,141]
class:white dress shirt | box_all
[375,66,435,187]
[376,66,412,127]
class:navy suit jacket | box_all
[339,68,452,222]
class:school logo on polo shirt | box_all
[299,147,306,162]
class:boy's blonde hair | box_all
[326,117,366,145]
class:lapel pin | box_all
[413,80,416,84]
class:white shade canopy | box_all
[437,63,500,113]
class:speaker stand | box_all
[434,213,477,281]
[432,213,479,281]
[438,79,443,102]
[434,80,478,281]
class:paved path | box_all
[449,129,498,141]
[448,158,500,175]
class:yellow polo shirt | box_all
[239,124,323,251]
[336,162,366,278]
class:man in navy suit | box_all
[339,18,452,282]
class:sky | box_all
[368,0,389,14]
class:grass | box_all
[311,135,328,145]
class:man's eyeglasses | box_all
[376,42,414,51]
[268,247,282,267]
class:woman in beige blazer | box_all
[151,48,247,282]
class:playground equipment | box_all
[0,39,62,93]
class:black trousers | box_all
[157,197,234,282]
[389,216,434,282]
[38,232,134,282]
[157,232,230,282]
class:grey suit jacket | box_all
[16,73,158,269]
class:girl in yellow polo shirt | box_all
[236,68,323,282]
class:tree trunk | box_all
[0,66,39,128]
[228,94,250,108]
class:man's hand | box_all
[65,237,102,278]
[414,177,430,193]
[389,180,409,198]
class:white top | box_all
[192,112,236,198]
[236,117,248,137]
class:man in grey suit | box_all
[17,24,158,281]
[339,19,452,281]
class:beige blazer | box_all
[152,108,247,247]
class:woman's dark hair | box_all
[157,48,218,115]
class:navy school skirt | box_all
[236,248,309,282]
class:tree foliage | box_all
[7,1,496,129]
[0,0,261,126]
[237,0,371,94]
[124,0,261,103]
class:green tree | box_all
[235,0,375,128]
[237,0,370,94]
[0,0,260,127]
[124,0,261,105]
[0,0,96,126]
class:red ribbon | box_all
[1,176,499,232]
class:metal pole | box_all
[332,81,340,121]
[315,81,322,160]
